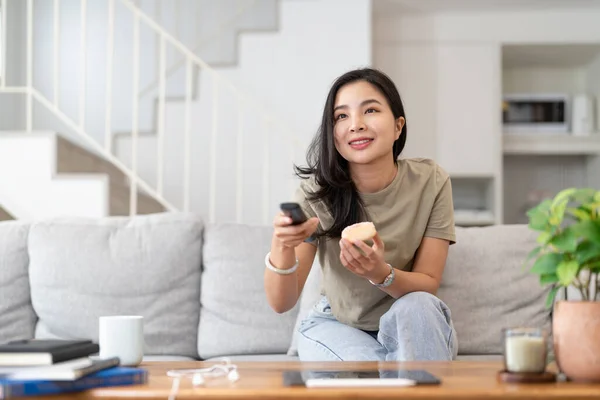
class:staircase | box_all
[110,0,279,136]
[0,0,291,223]
[0,0,368,224]
[0,131,165,221]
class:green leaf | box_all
[540,274,559,285]
[549,227,578,253]
[527,200,552,231]
[594,191,600,203]
[528,198,552,214]
[550,199,569,226]
[530,252,563,275]
[587,260,600,273]
[552,188,576,209]
[536,232,552,245]
[523,246,542,271]
[588,202,600,218]
[546,286,560,309]
[571,220,600,243]
[572,188,596,203]
[549,215,561,227]
[582,203,600,217]
[556,260,580,286]
[575,241,600,264]
[567,207,591,221]
[529,215,549,231]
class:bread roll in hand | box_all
[341,222,377,242]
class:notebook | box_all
[0,357,120,381]
[0,366,147,398]
[0,340,100,366]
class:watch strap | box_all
[369,264,395,288]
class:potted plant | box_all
[525,187,600,382]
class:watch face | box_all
[382,268,395,287]
[370,265,394,287]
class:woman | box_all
[264,68,458,362]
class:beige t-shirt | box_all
[294,158,456,331]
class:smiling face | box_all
[333,80,405,167]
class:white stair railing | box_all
[0,0,6,89]
[0,0,301,224]
[138,0,259,100]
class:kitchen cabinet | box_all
[378,44,438,160]
[435,44,501,177]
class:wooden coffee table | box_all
[59,361,599,399]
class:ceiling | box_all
[373,0,600,15]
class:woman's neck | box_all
[350,158,398,194]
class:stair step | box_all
[109,181,166,216]
[55,133,167,215]
[0,206,15,221]
[0,131,166,219]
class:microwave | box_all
[502,94,569,134]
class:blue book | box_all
[0,366,147,399]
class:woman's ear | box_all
[395,117,406,140]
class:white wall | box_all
[0,133,108,220]
[219,0,372,156]
[210,0,372,224]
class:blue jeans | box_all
[297,292,458,361]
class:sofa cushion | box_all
[437,224,551,355]
[0,221,37,344]
[206,354,300,362]
[28,212,203,358]
[197,223,299,359]
[287,259,322,356]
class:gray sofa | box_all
[0,212,551,362]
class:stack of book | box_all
[0,339,147,398]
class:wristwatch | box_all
[369,263,395,288]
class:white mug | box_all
[99,315,144,367]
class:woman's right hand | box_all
[272,213,320,249]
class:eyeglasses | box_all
[167,357,239,400]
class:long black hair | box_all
[294,68,408,239]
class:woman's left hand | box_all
[339,233,390,283]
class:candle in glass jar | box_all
[504,335,547,373]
